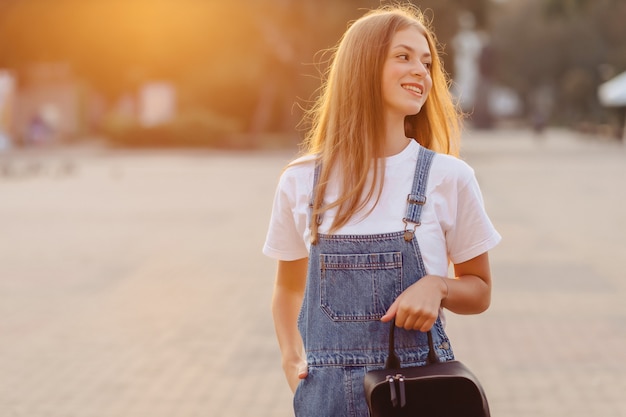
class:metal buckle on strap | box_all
[402,218,420,242]
[407,194,426,205]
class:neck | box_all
[383,117,410,156]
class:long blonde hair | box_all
[301,4,461,243]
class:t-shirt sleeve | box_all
[446,163,501,264]
[262,169,310,261]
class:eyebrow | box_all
[392,44,432,58]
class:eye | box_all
[423,62,432,71]
[397,54,409,61]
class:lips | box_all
[402,84,423,95]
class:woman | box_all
[263,4,501,416]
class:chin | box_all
[407,105,424,115]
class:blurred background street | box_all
[1,127,625,417]
[1,0,626,416]
[1,0,625,149]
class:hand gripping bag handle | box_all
[385,318,439,369]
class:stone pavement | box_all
[0,128,624,417]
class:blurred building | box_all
[138,82,176,128]
[0,69,16,150]
[14,62,82,146]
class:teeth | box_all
[403,85,422,94]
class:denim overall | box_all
[294,146,455,417]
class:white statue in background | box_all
[451,11,483,112]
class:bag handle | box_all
[385,318,439,369]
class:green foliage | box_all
[490,0,626,125]
[103,108,242,148]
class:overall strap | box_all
[308,160,323,229]
[403,146,435,239]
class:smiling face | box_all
[381,27,433,124]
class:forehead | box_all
[390,27,430,53]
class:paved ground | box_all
[0,128,625,417]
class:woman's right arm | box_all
[271,257,309,393]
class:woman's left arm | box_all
[381,251,492,331]
[443,251,492,314]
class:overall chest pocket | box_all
[319,252,403,322]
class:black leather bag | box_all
[363,321,491,417]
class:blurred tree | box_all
[489,0,626,127]
[0,0,490,145]
[544,0,591,16]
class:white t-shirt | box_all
[263,140,501,278]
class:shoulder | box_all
[430,151,476,188]
[275,154,317,198]
[397,142,475,189]
[281,154,316,179]
[431,151,475,177]
[285,154,317,173]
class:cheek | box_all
[424,77,434,94]
[382,72,398,96]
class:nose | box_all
[412,61,428,77]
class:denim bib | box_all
[294,146,454,417]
